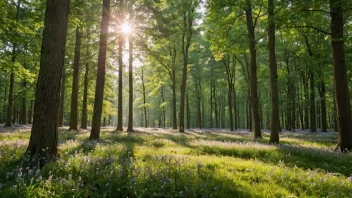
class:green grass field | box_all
[0,127,351,197]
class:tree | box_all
[179,0,197,133]
[245,0,262,138]
[330,0,352,151]
[58,65,66,127]
[4,0,22,127]
[268,0,279,143]
[69,27,82,131]
[81,33,90,129]
[25,0,70,167]
[90,0,111,140]
[127,34,134,132]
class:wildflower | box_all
[18,170,23,177]
[37,176,42,182]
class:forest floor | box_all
[0,125,351,197]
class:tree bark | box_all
[90,0,110,140]
[20,63,27,124]
[268,0,279,143]
[81,62,89,129]
[69,27,81,131]
[319,82,327,132]
[116,34,124,131]
[127,35,134,132]
[5,71,14,127]
[169,47,177,129]
[58,64,66,127]
[81,34,90,129]
[179,5,194,133]
[330,0,352,151]
[214,81,219,128]
[2,86,7,124]
[5,0,22,127]
[186,93,190,129]
[26,0,70,167]
[245,0,261,138]
[303,72,309,130]
[20,96,26,124]
[28,99,33,124]
[141,66,147,128]
[160,86,166,128]
[233,84,238,130]
[210,80,214,128]
[309,70,317,132]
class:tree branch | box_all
[280,25,331,35]
[299,9,330,14]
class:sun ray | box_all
[122,23,132,34]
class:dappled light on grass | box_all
[0,128,351,197]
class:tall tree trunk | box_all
[333,95,338,132]
[303,35,317,132]
[197,96,201,128]
[186,93,190,129]
[160,86,166,128]
[81,32,90,129]
[210,80,214,128]
[233,85,238,130]
[309,70,317,132]
[69,27,81,131]
[26,0,70,167]
[20,96,26,124]
[90,0,110,140]
[214,81,219,128]
[248,89,252,131]
[5,0,22,127]
[127,35,134,132]
[116,34,124,131]
[319,82,327,132]
[268,0,279,143]
[2,86,7,124]
[12,106,16,124]
[330,0,352,151]
[81,62,89,129]
[20,63,27,124]
[179,6,194,132]
[141,67,147,128]
[245,0,261,138]
[58,65,66,127]
[224,57,234,131]
[5,71,14,127]
[169,47,177,129]
[171,75,177,129]
[303,72,309,129]
[28,99,33,124]
[227,84,233,131]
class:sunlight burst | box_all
[122,23,132,34]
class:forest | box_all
[0,0,352,197]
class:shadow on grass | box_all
[156,131,352,176]
[195,143,352,176]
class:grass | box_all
[0,128,352,197]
